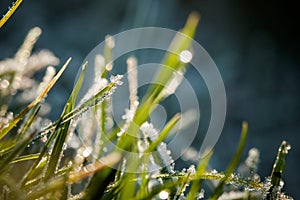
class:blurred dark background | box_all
[0,0,299,198]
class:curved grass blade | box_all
[209,121,248,200]
[22,155,48,189]
[45,61,87,180]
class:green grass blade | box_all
[17,104,41,140]
[267,140,290,199]
[117,13,200,151]
[59,81,117,124]
[11,153,40,164]
[174,171,192,200]
[0,139,16,156]
[209,121,248,199]
[21,129,55,186]
[142,12,199,102]
[45,61,87,179]
[0,105,40,158]
[70,61,88,105]
[22,155,48,189]
[0,122,39,175]
[186,150,213,200]
[101,35,114,78]
[83,167,116,199]
[135,155,150,199]
[270,141,289,186]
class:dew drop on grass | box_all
[117,131,124,137]
[179,50,193,63]
[158,190,169,199]
[63,143,67,150]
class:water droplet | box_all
[158,190,169,199]
[179,50,193,63]
[0,79,10,89]
[117,130,124,137]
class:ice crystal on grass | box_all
[245,148,260,170]
[0,111,13,130]
[0,16,294,199]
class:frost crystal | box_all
[245,148,260,169]
[110,74,123,85]
[197,189,205,199]
[182,146,199,162]
[140,122,158,138]
[187,164,196,173]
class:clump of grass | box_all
[0,13,293,199]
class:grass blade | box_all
[11,153,40,163]
[119,13,200,150]
[267,140,290,199]
[209,121,248,199]
[0,127,37,175]
[45,61,87,179]
[186,150,213,200]
[0,0,23,28]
